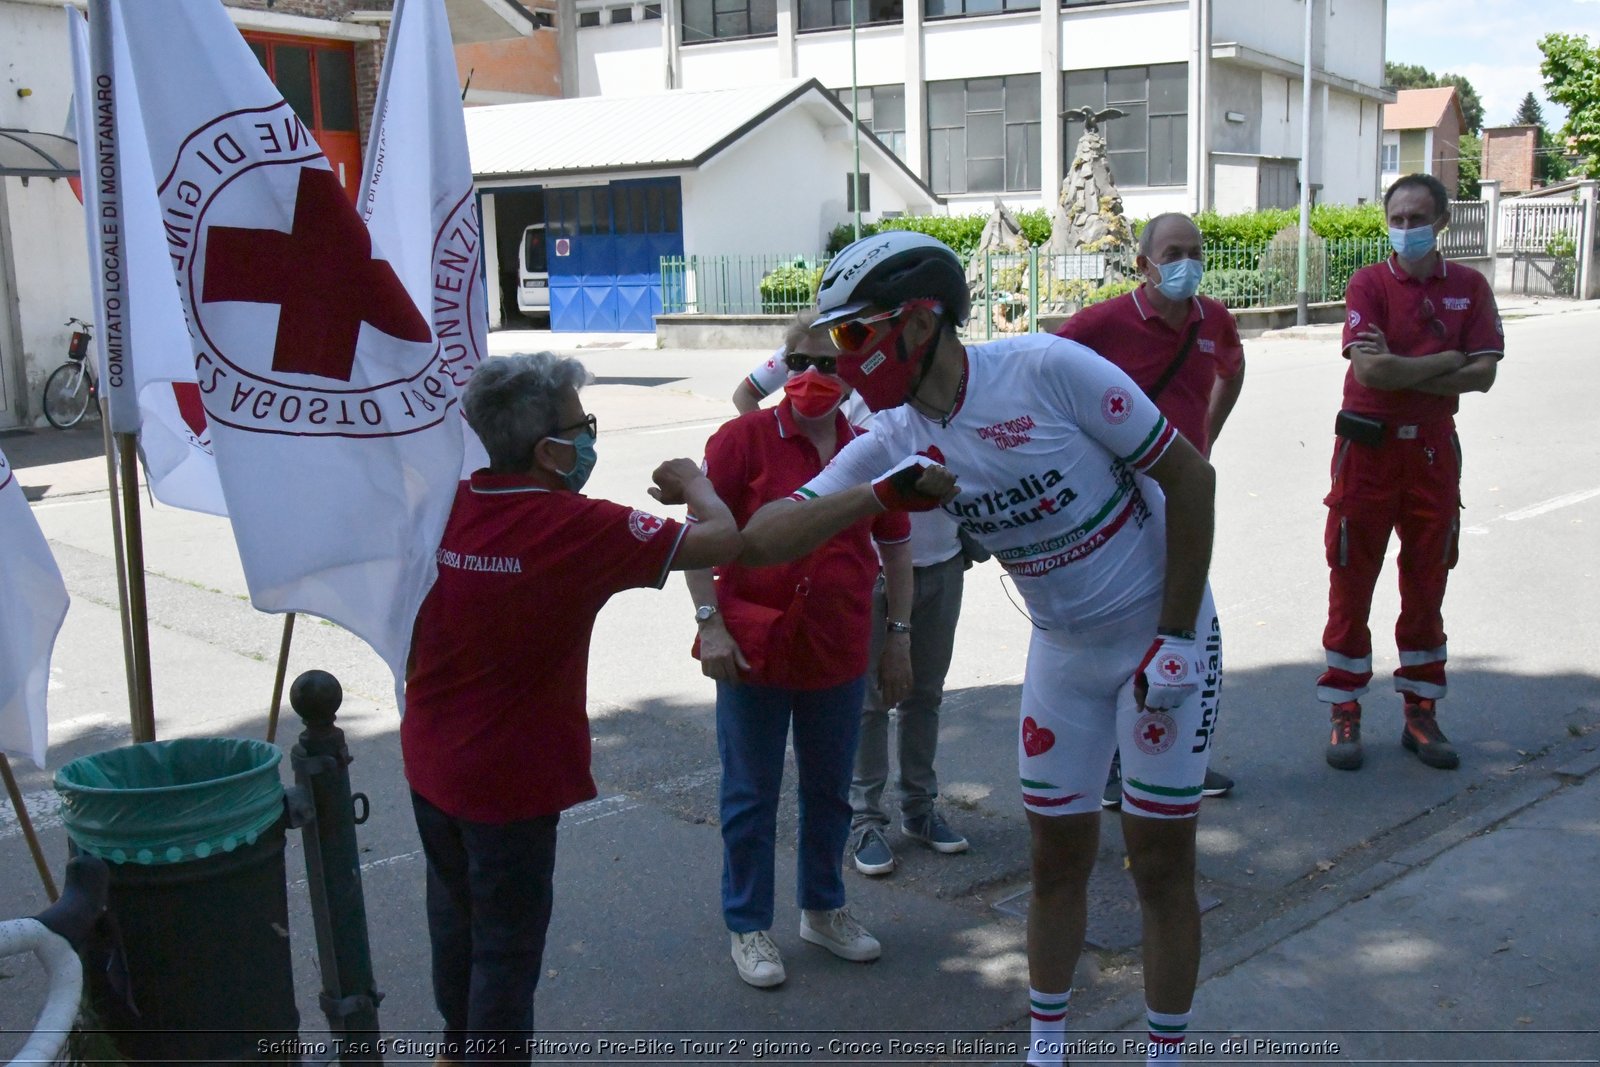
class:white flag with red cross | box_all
[69,5,227,517]
[114,0,465,686]
[360,0,490,474]
[0,448,70,769]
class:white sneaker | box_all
[730,929,786,987]
[799,907,881,962]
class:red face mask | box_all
[782,368,845,419]
[833,301,940,413]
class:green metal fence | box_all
[660,254,825,316]
[660,238,1392,335]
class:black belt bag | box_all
[1334,410,1385,447]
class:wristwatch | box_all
[695,604,720,625]
[886,620,912,634]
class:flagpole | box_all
[117,435,157,743]
[1,754,57,902]
[265,613,296,744]
[97,397,141,736]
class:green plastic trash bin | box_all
[55,738,300,1063]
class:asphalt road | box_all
[2,302,1597,1061]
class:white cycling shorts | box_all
[1017,587,1221,820]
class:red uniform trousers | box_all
[1318,418,1461,703]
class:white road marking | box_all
[1500,487,1600,522]
[635,419,727,436]
[1465,487,1600,535]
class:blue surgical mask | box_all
[1389,224,1437,261]
[547,431,597,492]
[1155,258,1204,301]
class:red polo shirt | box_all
[402,472,685,823]
[1056,288,1243,456]
[700,399,909,691]
[1341,255,1504,422]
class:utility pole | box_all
[850,1,862,239]
[1295,0,1315,325]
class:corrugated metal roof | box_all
[466,80,816,178]
[1383,87,1463,132]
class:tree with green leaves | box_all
[1539,33,1599,176]
[1385,62,1484,134]
[1456,132,1481,198]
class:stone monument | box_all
[1046,106,1135,271]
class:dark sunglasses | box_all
[550,413,598,440]
[1417,298,1447,341]
[783,351,838,375]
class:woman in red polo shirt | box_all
[685,312,913,988]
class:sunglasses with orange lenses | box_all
[829,307,906,353]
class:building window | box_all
[927,74,1040,194]
[612,5,634,21]
[1381,141,1399,173]
[682,0,778,41]
[1063,63,1187,188]
[579,10,602,25]
[924,0,1038,19]
[244,34,360,199]
[800,0,903,30]
[835,84,908,163]
[643,3,663,18]
[846,172,871,212]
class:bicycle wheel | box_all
[43,362,90,429]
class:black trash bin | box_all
[55,738,300,1064]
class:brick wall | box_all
[1483,126,1537,194]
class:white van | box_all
[516,222,550,317]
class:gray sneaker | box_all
[901,811,969,854]
[851,826,896,875]
[799,907,881,961]
[729,929,785,988]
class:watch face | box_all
[696,605,716,621]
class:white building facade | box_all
[559,0,1391,220]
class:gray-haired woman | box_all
[402,353,740,1061]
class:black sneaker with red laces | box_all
[1402,698,1460,769]
[1326,701,1363,770]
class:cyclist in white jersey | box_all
[735,233,1218,1067]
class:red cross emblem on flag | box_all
[162,101,456,440]
[204,168,430,382]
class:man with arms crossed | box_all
[1319,173,1503,771]
[737,233,1219,1066]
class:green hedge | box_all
[828,204,1388,257]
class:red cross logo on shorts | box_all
[202,168,430,382]
[1142,722,1167,746]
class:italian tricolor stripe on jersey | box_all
[1122,415,1177,472]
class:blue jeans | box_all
[716,676,865,932]
[411,791,559,1062]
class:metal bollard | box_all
[286,670,384,1065]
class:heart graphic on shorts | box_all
[919,445,946,465]
[1022,716,1056,757]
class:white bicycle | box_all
[1,857,107,1066]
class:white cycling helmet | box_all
[815,231,970,328]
